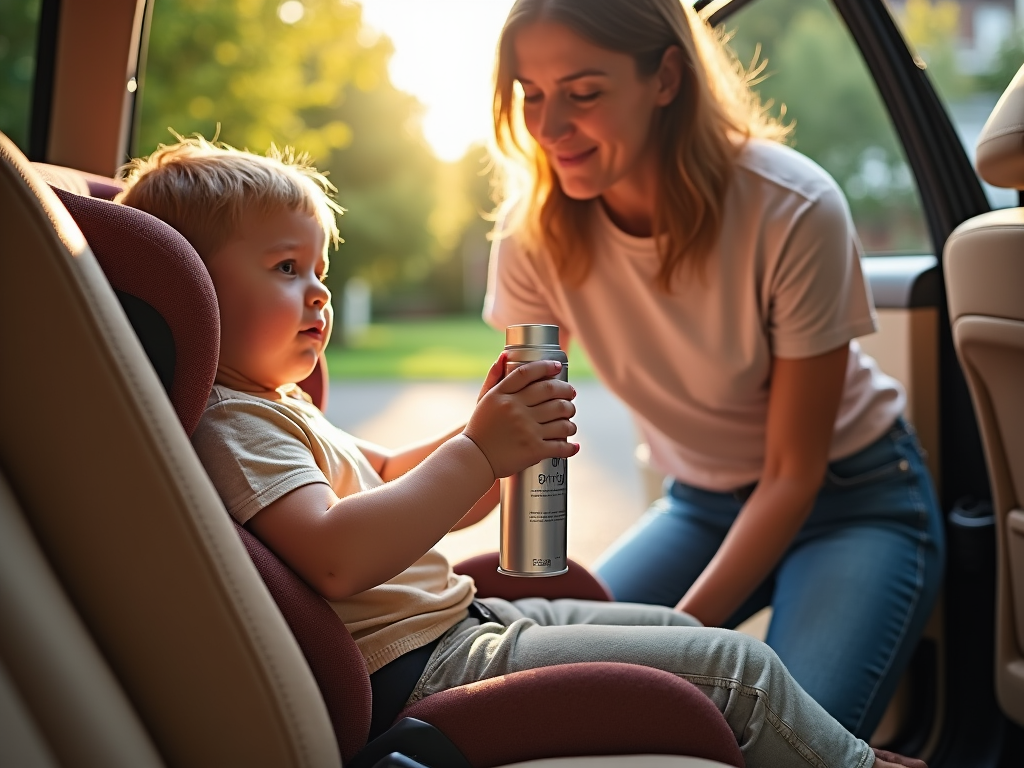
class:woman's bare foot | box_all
[872,747,927,768]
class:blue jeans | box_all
[594,418,945,738]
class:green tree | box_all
[977,28,1024,95]
[897,0,970,102]
[415,143,495,314]
[0,0,41,151]
[139,0,439,322]
[724,0,926,251]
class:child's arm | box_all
[352,356,508,531]
[247,359,576,600]
[352,355,508,482]
[356,432,501,532]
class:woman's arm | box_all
[675,343,850,626]
[249,359,577,600]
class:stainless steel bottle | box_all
[499,324,569,577]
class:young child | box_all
[118,137,922,768]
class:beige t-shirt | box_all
[191,384,474,673]
[484,139,905,492]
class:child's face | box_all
[206,207,332,391]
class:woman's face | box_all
[512,21,679,203]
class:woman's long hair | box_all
[491,0,790,290]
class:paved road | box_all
[325,379,654,569]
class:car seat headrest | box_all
[51,187,219,436]
[977,63,1024,190]
[33,162,126,200]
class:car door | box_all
[693,0,1018,764]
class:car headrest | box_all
[33,161,126,200]
[50,185,329,417]
[51,186,220,436]
[977,63,1024,190]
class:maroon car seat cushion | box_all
[235,522,372,763]
[52,187,219,436]
[454,552,613,602]
[400,662,744,768]
[32,161,126,200]
[300,354,329,412]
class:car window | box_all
[720,0,931,254]
[0,0,42,152]
[884,0,1019,209]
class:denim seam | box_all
[825,457,907,488]
[677,673,836,768]
[851,473,930,735]
[826,423,916,489]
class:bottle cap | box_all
[505,324,560,348]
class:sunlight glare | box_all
[278,1,306,24]
[359,0,516,162]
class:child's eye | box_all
[277,261,296,275]
[522,92,542,104]
[570,91,600,103]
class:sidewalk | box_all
[325,379,651,569]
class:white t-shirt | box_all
[191,384,475,673]
[484,139,905,492]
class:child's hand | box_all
[477,353,507,402]
[463,359,578,479]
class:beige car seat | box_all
[944,63,1024,727]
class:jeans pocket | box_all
[825,428,913,490]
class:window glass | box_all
[0,0,42,152]
[721,0,931,253]
[884,0,1019,209]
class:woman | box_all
[483,0,944,739]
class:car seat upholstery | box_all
[1,133,744,767]
[1,133,340,767]
[33,161,126,200]
[944,63,1024,727]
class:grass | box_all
[324,316,595,380]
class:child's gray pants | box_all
[408,598,874,768]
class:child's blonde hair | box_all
[492,0,790,290]
[116,134,343,261]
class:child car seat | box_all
[1,130,743,767]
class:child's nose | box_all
[309,279,331,307]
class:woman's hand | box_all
[675,344,850,626]
[464,358,579,479]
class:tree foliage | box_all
[0,0,41,150]
[898,0,971,102]
[976,28,1024,95]
[725,0,926,250]
[139,0,438,316]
